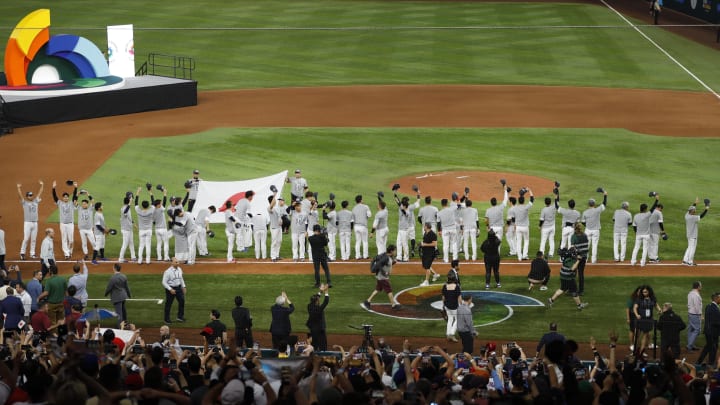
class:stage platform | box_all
[0,75,197,127]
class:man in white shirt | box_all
[687,281,703,351]
[162,258,187,324]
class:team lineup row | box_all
[6,173,711,270]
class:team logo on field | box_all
[360,285,544,326]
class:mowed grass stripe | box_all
[81,273,718,346]
[2,1,715,91]
[49,128,720,262]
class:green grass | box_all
[49,127,720,262]
[2,1,719,91]
[80,273,714,347]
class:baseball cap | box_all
[621,201,629,209]
[221,379,245,405]
[193,169,199,174]
[25,191,33,197]
[294,169,301,173]
[278,197,284,201]
[689,205,697,211]
[588,198,596,205]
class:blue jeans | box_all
[688,313,702,348]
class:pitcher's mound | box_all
[390,171,555,202]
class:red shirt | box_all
[31,311,51,332]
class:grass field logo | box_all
[361,285,544,326]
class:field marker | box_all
[87,298,164,305]
[600,0,720,101]
[456,175,470,179]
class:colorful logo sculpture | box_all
[4,9,110,87]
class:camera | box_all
[508,342,517,349]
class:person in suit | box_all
[104,263,131,327]
[232,296,253,349]
[697,292,720,366]
[270,291,295,350]
[306,284,330,351]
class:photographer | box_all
[308,224,332,288]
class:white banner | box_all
[107,24,135,77]
[193,171,288,223]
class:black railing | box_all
[136,53,195,80]
[0,94,13,136]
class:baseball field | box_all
[1,0,720,353]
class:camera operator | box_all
[308,224,332,288]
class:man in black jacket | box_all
[270,291,295,350]
[308,225,332,288]
[656,302,686,359]
[697,293,720,366]
[306,284,330,351]
[232,295,253,349]
[481,230,502,289]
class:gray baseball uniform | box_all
[613,208,632,262]
[337,208,353,261]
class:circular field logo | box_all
[360,285,544,327]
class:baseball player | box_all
[404,190,421,258]
[557,196,581,252]
[485,185,509,252]
[170,207,191,263]
[134,187,155,265]
[185,169,201,212]
[418,196,439,233]
[234,190,255,252]
[76,192,96,260]
[394,194,419,262]
[251,210,268,260]
[630,203,651,267]
[91,202,110,263]
[460,199,479,261]
[513,189,534,261]
[581,190,607,264]
[505,197,517,257]
[337,201,353,261]
[39,228,56,278]
[612,202,633,262]
[306,198,320,261]
[683,199,710,266]
[195,205,216,257]
[647,196,666,263]
[286,169,308,203]
[17,181,44,260]
[322,201,338,261]
[118,195,137,263]
[452,192,464,255]
[352,195,372,260]
[371,200,389,257]
[224,200,240,263]
[267,193,283,261]
[152,188,171,262]
[538,192,559,259]
[52,180,78,259]
[437,199,458,263]
[290,201,309,261]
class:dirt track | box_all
[0,0,719,353]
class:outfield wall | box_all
[664,0,718,23]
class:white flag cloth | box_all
[192,171,288,223]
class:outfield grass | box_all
[52,128,720,262]
[80,273,715,347]
[2,1,719,91]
